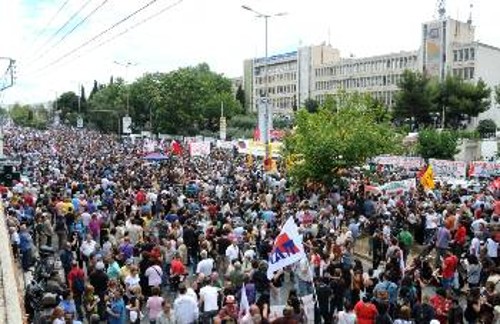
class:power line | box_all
[30,0,72,46]
[32,0,110,64]
[30,0,94,61]
[29,0,184,78]
[31,0,164,75]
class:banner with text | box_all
[379,178,417,195]
[189,141,211,156]
[373,156,424,170]
[429,159,466,178]
[470,161,500,177]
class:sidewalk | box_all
[0,204,25,324]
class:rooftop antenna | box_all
[438,0,446,21]
[467,2,473,25]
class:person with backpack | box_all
[67,261,86,320]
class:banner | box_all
[237,140,282,157]
[373,156,424,170]
[429,159,466,178]
[267,216,305,279]
[189,141,211,156]
[379,179,416,195]
[469,161,500,177]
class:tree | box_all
[436,76,491,129]
[495,85,500,106]
[87,79,127,133]
[88,80,99,101]
[235,85,245,110]
[9,103,46,129]
[476,119,497,138]
[394,70,436,127]
[284,95,401,186]
[417,129,460,160]
[303,98,319,113]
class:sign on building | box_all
[122,116,132,134]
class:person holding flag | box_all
[420,164,435,190]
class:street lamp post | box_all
[242,5,287,163]
[114,61,137,116]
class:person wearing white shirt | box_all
[80,235,97,265]
[486,238,498,260]
[225,241,240,263]
[145,263,163,289]
[196,250,214,276]
[174,285,199,324]
[199,281,220,318]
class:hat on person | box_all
[225,295,236,304]
[95,261,105,270]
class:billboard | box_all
[424,22,442,77]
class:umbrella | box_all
[142,152,169,161]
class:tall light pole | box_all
[242,5,287,163]
[114,61,137,116]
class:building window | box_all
[469,67,475,79]
[459,49,463,61]
[464,48,469,61]
[464,67,469,79]
[453,50,458,62]
[470,48,475,60]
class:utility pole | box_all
[0,57,15,92]
[114,61,137,116]
[242,5,287,163]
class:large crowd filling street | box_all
[1,125,499,324]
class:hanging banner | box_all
[189,141,211,156]
[469,161,500,177]
[379,178,416,195]
[373,156,424,170]
[122,116,132,134]
[429,159,466,178]
[76,116,83,128]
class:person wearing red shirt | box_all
[454,221,467,254]
[354,297,378,324]
[67,260,85,291]
[430,288,451,324]
[169,254,186,292]
[441,250,458,290]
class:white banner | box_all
[373,156,424,170]
[267,217,305,279]
[379,179,416,195]
[189,141,211,156]
[429,159,466,178]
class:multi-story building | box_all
[312,50,419,107]
[242,16,500,123]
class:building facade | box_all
[242,17,500,123]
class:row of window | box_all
[452,67,475,80]
[314,55,417,77]
[254,62,297,76]
[254,72,297,85]
[315,74,404,91]
[315,90,397,107]
[253,96,296,111]
[256,84,297,96]
[453,47,475,62]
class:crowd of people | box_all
[1,125,500,324]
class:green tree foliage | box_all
[284,95,401,186]
[128,63,241,135]
[303,98,319,113]
[235,85,245,110]
[436,76,491,128]
[9,104,47,129]
[87,79,127,133]
[417,129,460,160]
[476,119,497,138]
[495,85,500,106]
[229,114,257,130]
[55,91,80,125]
[395,72,491,129]
[394,70,436,127]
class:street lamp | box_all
[242,5,287,163]
[113,61,137,116]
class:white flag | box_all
[267,216,305,279]
[239,284,250,319]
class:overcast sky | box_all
[1,0,499,104]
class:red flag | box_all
[417,165,428,180]
[253,128,260,142]
[468,162,475,178]
[171,140,182,155]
